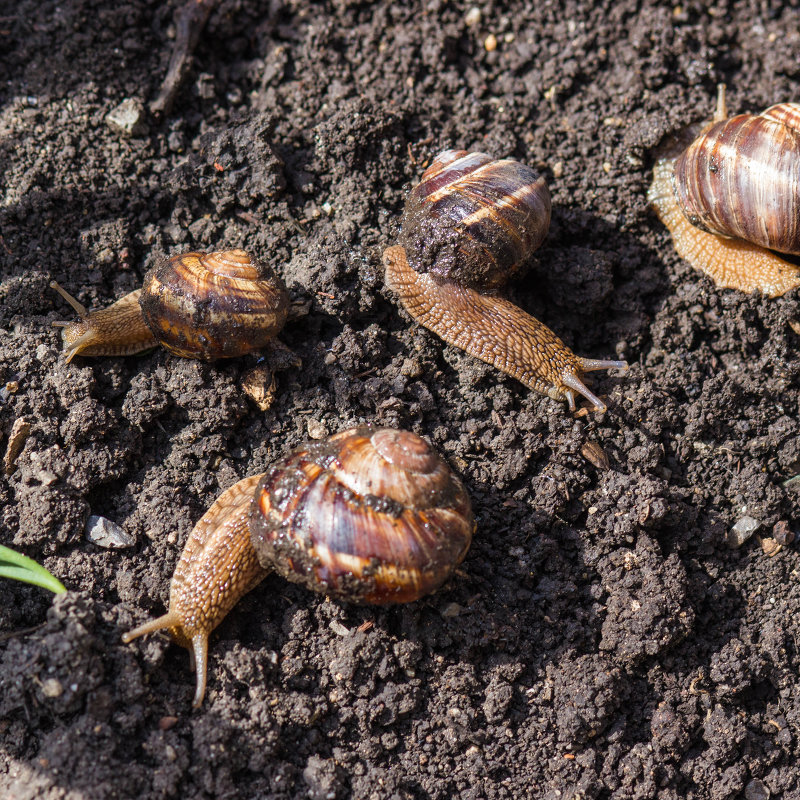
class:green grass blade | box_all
[0,545,67,594]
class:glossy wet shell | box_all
[248,426,475,604]
[139,249,289,360]
[398,150,551,292]
[673,104,800,254]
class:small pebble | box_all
[759,537,782,558]
[464,7,481,26]
[772,520,794,546]
[158,716,179,731]
[35,470,58,486]
[744,779,770,800]
[41,678,63,698]
[329,620,351,637]
[105,98,148,138]
[484,33,498,52]
[307,418,328,440]
[440,602,463,618]
[86,515,136,549]
[727,516,760,549]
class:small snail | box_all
[122,426,474,707]
[383,150,628,412]
[51,249,289,361]
[648,85,800,297]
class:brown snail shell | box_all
[52,248,289,362]
[122,426,474,708]
[648,85,800,297]
[249,426,474,605]
[384,149,628,412]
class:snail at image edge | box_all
[648,85,800,298]
[122,426,475,708]
[51,248,289,361]
[383,149,629,413]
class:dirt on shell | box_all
[1,1,799,798]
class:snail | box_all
[122,426,475,707]
[648,85,800,297]
[51,249,289,362]
[383,149,628,412]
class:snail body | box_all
[648,85,800,297]
[384,150,628,412]
[123,426,474,707]
[52,249,289,362]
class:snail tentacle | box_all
[385,245,624,411]
[51,282,158,362]
[52,249,289,362]
[122,428,474,707]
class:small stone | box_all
[158,716,179,731]
[329,620,351,636]
[306,418,327,440]
[772,521,794,546]
[484,33,498,51]
[35,470,58,486]
[759,537,782,557]
[86,515,135,549]
[41,678,63,698]
[744,779,770,800]
[240,364,277,411]
[464,7,481,26]
[441,602,463,618]
[728,516,760,548]
[581,441,610,470]
[105,98,148,137]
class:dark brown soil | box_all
[1,1,799,798]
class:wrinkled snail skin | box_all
[122,474,268,708]
[52,249,290,362]
[384,150,628,412]
[122,427,474,708]
[648,85,800,297]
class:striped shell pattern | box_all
[398,150,552,291]
[139,249,289,360]
[673,103,800,254]
[249,426,475,604]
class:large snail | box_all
[383,150,628,412]
[51,249,289,361]
[122,426,475,707]
[648,85,800,297]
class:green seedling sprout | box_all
[0,545,66,594]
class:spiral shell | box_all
[249,426,475,604]
[673,103,800,253]
[398,149,551,291]
[385,150,627,411]
[140,249,289,360]
[648,87,800,297]
[122,426,474,706]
